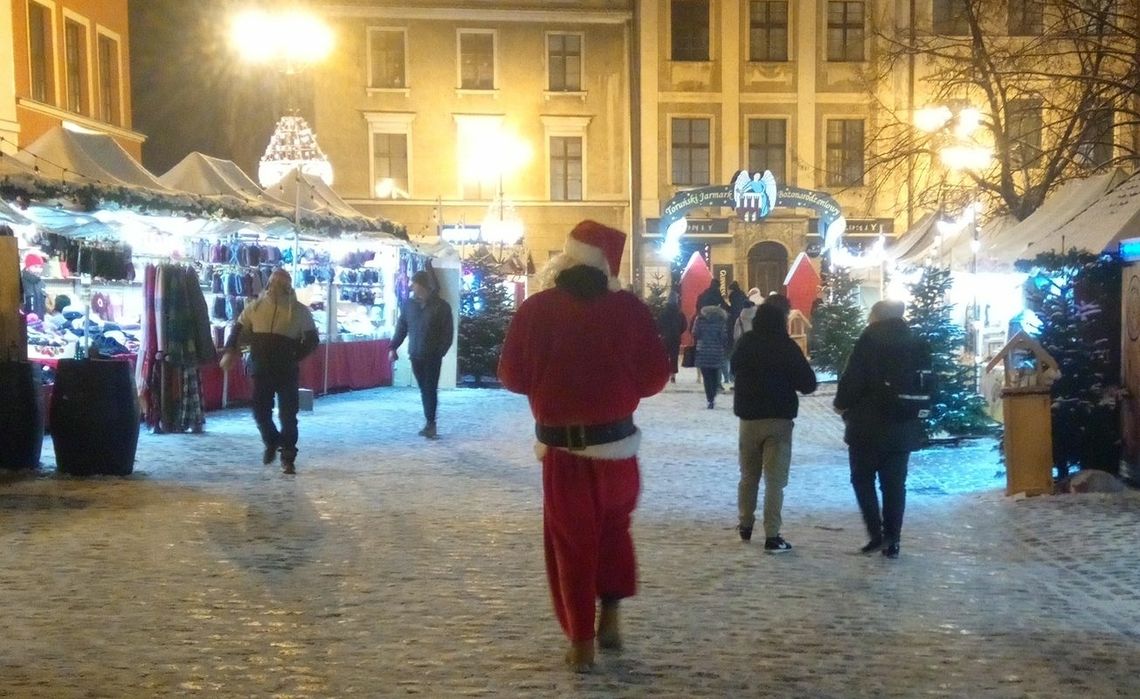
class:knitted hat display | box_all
[562,220,626,278]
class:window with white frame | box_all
[542,115,590,202]
[28,1,55,105]
[97,31,122,125]
[747,119,787,184]
[368,28,406,89]
[547,33,582,91]
[64,17,89,115]
[826,2,864,62]
[1077,105,1114,167]
[1007,98,1043,169]
[671,117,711,186]
[365,113,413,199]
[825,119,864,186]
[458,30,495,90]
[749,1,788,62]
[550,137,583,201]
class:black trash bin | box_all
[51,358,139,476]
[0,361,44,470]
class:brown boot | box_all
[597,599,622,651]
[564,639,595,672]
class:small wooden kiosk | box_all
[984,331,1060,496]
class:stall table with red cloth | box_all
[199,339,392,410]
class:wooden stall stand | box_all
[984,331,1060,496]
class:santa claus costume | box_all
[498,220,670,671]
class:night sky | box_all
[128,0,314,178]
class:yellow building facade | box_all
[312,0,635,283]
[308,1,1136,293]
[3,0,142,158]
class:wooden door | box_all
[747,241,788,295]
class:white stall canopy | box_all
[16,125,171,191]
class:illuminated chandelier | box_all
[257,114,335,189]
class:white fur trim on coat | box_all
[533,428,642,461]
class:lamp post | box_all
[915,104,993,384]
[463,129,530,254]
[230,9,335,189]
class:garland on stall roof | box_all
[0,153,408,240]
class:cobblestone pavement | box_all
[3,376,1139,698]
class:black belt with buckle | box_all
[535,417,637,451]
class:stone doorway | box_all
[747,241,789,295]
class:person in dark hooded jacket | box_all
[834,300,930,559]
[691,304,728,408]
[731,304,817,551]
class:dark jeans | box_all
[699,367,720,403]
[252,368,300,452]
[411,355,443,423]
[849,446,910,544]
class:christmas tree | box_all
[1017,251,1122,476]
[458,257,516,386]
[644,270,670,320]
[811,265,864,375]
[905,265,991,436]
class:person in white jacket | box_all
[219,269,318,474]
[732,288,765,342]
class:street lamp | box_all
[230,8,336,189]
[461,129,531,247]
[915,104,993,380]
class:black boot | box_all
[280,448,297,474]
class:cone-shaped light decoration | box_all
[258,114,334,189]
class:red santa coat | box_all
[499,286,670,455]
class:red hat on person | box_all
[23,253,44,269]
[563,220,626,278]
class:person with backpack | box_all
[833,300,932,559]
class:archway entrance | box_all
[748,241,788,295]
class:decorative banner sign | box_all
[644,218,730,236]
[659,169,846,259]
[439,224,482,244]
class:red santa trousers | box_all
[541,448,641,642]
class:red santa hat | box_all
[562,220,625,278]
[23,253,45,269]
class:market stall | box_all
[3,126,413,426]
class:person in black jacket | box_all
[390,270,454,439]
[730,303,817,551]
[655,292,686,382]
[833,300,929,559]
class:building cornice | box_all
[17,99,147,144]
[321,6,632,24]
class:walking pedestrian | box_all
[691,303,728,408]
[389,270,454,439]
[730,304,817,551]
[732,287,764,342]
[656,292,686,382]
[498,220,670,672]
[219,269,318,474]
[833,300,931,559]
